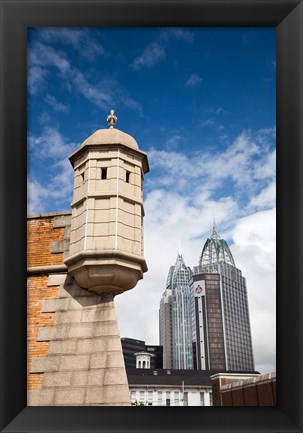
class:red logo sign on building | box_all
[195,285,203,294]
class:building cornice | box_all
[27,210,72,219]
[27,264,67,275]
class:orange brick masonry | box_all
[27,217,65,267]
[27,216,66,390]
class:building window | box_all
[148,391,153,405]
[101,167,107,180]
[126,170,131,183]
[139,390,145,403]
[130,391,137,405]
[158,391,162,405]
[166,398,170,406]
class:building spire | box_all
[107,109,117,129]
[211,217,220,239]
[198,218,236,270]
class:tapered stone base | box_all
[28,275,130,406]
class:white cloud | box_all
[116,206,276,374]
[129,28,193,72]
[116,130,276,374]
[116,189,240,344]
[28,126,76,160]
[29,42,70,75]
[28,65,48,95]
[249,181,276,210]
[130,43,165,70]
[164,134,183,150]
[72,69,113,109]
[28,42,141,113]
[28,127,76,214]
[231,209,276,373]
[39,28,105,60]
[146,130,272,200]
[201,117,216,127]
[253,148,276,180]
[45,94,69,112]
[28,43,71,95]
[159,28,194,43]
[27,179,49,215]
[185,74,202,88]
[203,106,226,115]
[200,106,226,130]
[113,87,143,115]
[27,160,74,215]
[27,122,276,373]
[51,159,75,199]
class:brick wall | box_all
[27,215,66,267]
[211,373,276,406]
[27,212,70,390]
[27,276,59,389]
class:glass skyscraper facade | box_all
[160,222,255,372]
[191,222,255,372]
[159,253,193,369]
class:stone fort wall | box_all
[27,211,70,391]
[27,211,130,406]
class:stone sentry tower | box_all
[65,110,149,295]
[28,111,149,406]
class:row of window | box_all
[130,390,213,406]
[80,168,132,183]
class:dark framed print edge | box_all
[1,0,302,432]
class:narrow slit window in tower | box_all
[101,168,107,180]
[126,171,131,183]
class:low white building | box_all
[126,368,214,406]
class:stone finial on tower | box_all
[107,109,117,128]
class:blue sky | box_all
[28,27,276,373]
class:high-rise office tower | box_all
[190,222,255,372]
[159,253,193,369]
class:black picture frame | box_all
[1,0,302,432]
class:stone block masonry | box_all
[28,276,130,406]
[27,117,149,406]
[27,275,60,390]
[27,211,130,405]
